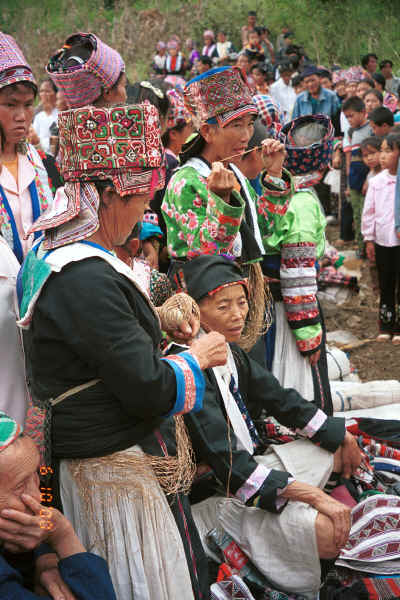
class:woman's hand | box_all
[190,331,227,369]
[340,432,362,479]
[261,139,286,177]
[0,495,56,553]
[365,241,375,263]
[35,553,77,600]
[166,313,200,345]
[207,162,237,203]
[312,490,352,550]
[0,494,85,559]
[282,481,351,551]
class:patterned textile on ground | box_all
[336,495,400,574]
[318,244,359,291]
[318,267,359,291]
[207,528,307,600]
[322,570,400,599]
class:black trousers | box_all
[375,243,400,334]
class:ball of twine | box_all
[158,292,200,331]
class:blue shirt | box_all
[292,87,341,119]
[0,552,117,600]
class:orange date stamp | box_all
[39,465,54,530]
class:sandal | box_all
[392,335,400,345]
[376,333,391,342]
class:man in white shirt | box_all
[270,61,296,123]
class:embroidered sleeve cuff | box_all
[294,325,322,356]
[161,351,205,416]
[236,466,292,513]
[296,408,327,438]
[260,168,293,198]
[310,416,346,453]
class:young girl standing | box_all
[362,132,400,342]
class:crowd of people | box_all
[0,8,399,600]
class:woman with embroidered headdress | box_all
[162,66,290,364]
[17,102,227,600]
[165,254,360,599]
[202,30,218,60]
[46,32,127,109]
[152,41,167,76]
[0,33,53,263]
[258,114,335,414]
[164,40,187,78]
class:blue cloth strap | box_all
[0,180,43,264]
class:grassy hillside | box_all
[1,0,399,83]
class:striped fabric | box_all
[0,32,36,90]
[280,241,322,355]
[47,33,124,108]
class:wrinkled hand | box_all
[313,491,351,551]
[167,314,200,345]
[190,331,227,369]
[207,162,237,203]
[340,432,362,479]
[0,495,55,553]
[365,241,375,263]
[308,349,321,367]
[35,553,77,600]
[261,139,286,177]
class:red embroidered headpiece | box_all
[58,103,165,196]
[184,66,258,130]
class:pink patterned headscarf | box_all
[46,32,125,108]
[166,89,191,129]
[0,32,36,90]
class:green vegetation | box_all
[1,0,399,81]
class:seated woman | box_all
[167,254,361,600]
[0,411,116,599]
[17,103,227,600]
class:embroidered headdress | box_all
[0,32,36,91]
[252,94,283,139]
[46,32,125,108]
[184,66,258,130]
[279,114,334,178]
[0,411,22,452]
[27,103,165,249]
[166,89,191,130]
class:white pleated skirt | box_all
[60,445,194,600]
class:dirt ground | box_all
[323,223,400,382]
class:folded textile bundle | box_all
[336,495,400,575]
[331,381,400,412]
